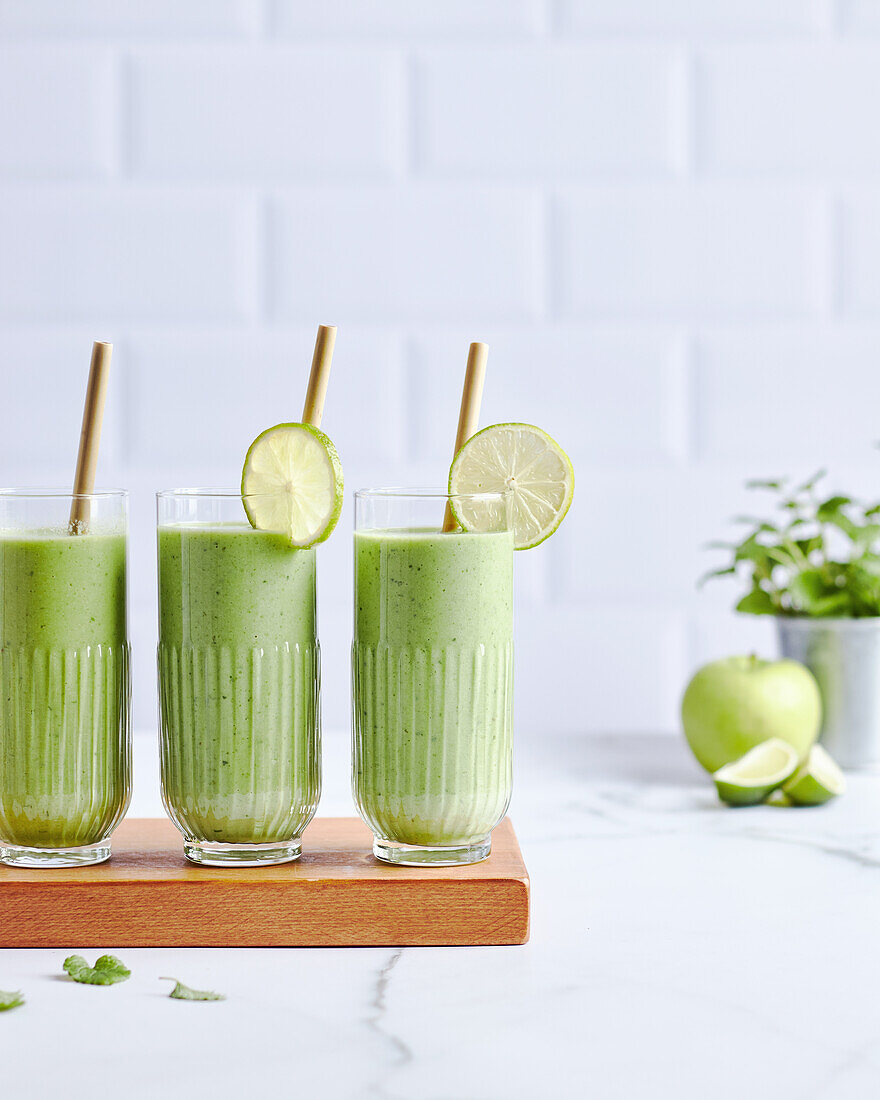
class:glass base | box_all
[183,838,302,867]
[373,835,491,867]
[1,841,111,868]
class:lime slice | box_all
[712,738,800,807]
[241,423,343,547]
[782,744,846,806]
[448,423,574,550]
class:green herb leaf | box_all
[160,977,225,1002]
[795,469,827,493]
[746,478,785,491]
[735,587,777,615]
[0,990,24,1012]
[817,495,851,519]
[789,569,836,612]
[63,954,131,986]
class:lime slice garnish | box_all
[782,744,846,806]
[241,422,343,547]
[448,423,574,550]
[712,738,800,807]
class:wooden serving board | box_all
[0,817,529,948]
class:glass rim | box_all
[0,487,128,500]
[157,487,272,501]
[354,486,510,502]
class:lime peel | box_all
[241,422,343,548]
[713,738,800,807]
[448,422,574,550]
[783,744,846,806]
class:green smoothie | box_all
[352,527,514,853]
[0,532,130,852]
[158,523,319,857]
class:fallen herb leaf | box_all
[160,977,225,1002]
[63,954,130,986]
[0,990,24,1011]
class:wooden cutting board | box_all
[0,817,529,947]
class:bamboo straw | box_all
[301,324,337,428]
[442,341,488,532]
[69,341,112,534]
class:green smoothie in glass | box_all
[157,494,320,866]
[0,491,130,868]
[352,490,514,866]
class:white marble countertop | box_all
[4,731,880,1099]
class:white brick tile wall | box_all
[409,328,685,465]
[2,5,879,737]
[127,327,406,475]
[840,193,880,314]
[270,187,544,321]
[556,188,821,319]
[129,48,404,180]
[699,45,880,175]
[694,328,880,463]
[272,1,546,38]
[417,46,675,178]
[840,1,880,33]
[0,46,115,177]
[561,1,822,35]
[0,189,257,322]
[0,1,257,36]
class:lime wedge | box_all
[712,738,800,807]
[448,423,574,550]
[241,423,343,547]
[782,744,846,806]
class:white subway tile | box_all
[127,328,406,475]
[270,187,544,322]
[557,469,765,605]
[695,328,880,463]
[409,328,685,466]
[562,0,820,34]
[0,47,114,178]
[0,1,255,35]
[514,603,687,734]
[0,331,125,475]
[272,0,544,36]
[840,1,880,33]
[557,188,821,319]
[0,189,256,323]
[418,46,675,178]
[840,195,880,315]
[130,47,403,180]
[700,45,880,175]
[688,611,778,684]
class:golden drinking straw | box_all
[301,324,337,428]
[69,340,112,534]
[442,341,488,532]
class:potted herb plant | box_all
[704,471,880,769]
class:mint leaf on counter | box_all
[160,977,225,1002]
[63,954,130,986]
[0,990,24,1011]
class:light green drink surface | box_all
[158,523,319,846]
[0,532,129,848]
[353,528,514,847]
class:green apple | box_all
[681,655,822,774]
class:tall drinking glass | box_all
[157,489,320,866]
[352,488,514,866]
[0,489,130,867]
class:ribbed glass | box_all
[353,641,512,845]
[352,488,514,866]
[157,489,321,865]
[0,644,130,848]
[159,641,319,843]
